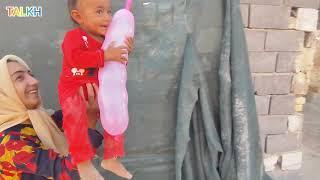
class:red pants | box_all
[60,92,125,164]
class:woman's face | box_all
[7,61,41,109]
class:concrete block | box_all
[281,151,303,170]
[270,95,295,115]
[285,0,320,8]
[295,97,306,105]
[249,5,290,29]
[250,0,283,5]
[264,154,280,171]
[254,74,293,95]
[266,133,300,153]
[288,114,303,132]
[255,95,271,115]
[265,30,304,51]
[245,29,266,51]
[295,104,304,112]
[258,115,288,134]
[295,8,318,32]
[249,52,277,73]
[276,52,298,73]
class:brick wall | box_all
[240,0,319,172]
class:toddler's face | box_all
[73,0,112,40]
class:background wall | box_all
[240,0,320,173]
[0,0,224,179]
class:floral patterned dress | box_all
[0,110,103,180]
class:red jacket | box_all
[58,28,104,99]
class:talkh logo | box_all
[6,6,42,17]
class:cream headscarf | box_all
[0,55,68,156]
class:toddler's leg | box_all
[101,132,132,179]
[61,93,103,180]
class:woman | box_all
[0,55,103,180]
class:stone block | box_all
[270,95,295,115]
[255,95,271,115]
[285,0,320,8]
[295,104,304,112]
[295,8,318,32]
[249,52,277,73]
[265,30,304,51]
[249,5,290,29]
[250,0,283,5]
[288,16,297,29]
[276,52,298,73]
[288,114,303,132]
[264,154,280,172]
[254,74,293,95]
[266,133,300,153]
[280,151,303,170]
[258,115,288,134]
[245,29,266,51]
[295,97,306,105]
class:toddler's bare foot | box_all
[101,158,132,179]
[77,160,104,180]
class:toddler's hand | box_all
[124,37,134,55]
[104,42,128,63]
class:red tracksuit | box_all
[58,27,125,164]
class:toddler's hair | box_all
[68,0,78,12]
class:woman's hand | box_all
[79,83,99,129]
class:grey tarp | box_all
[175,0,272,180]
